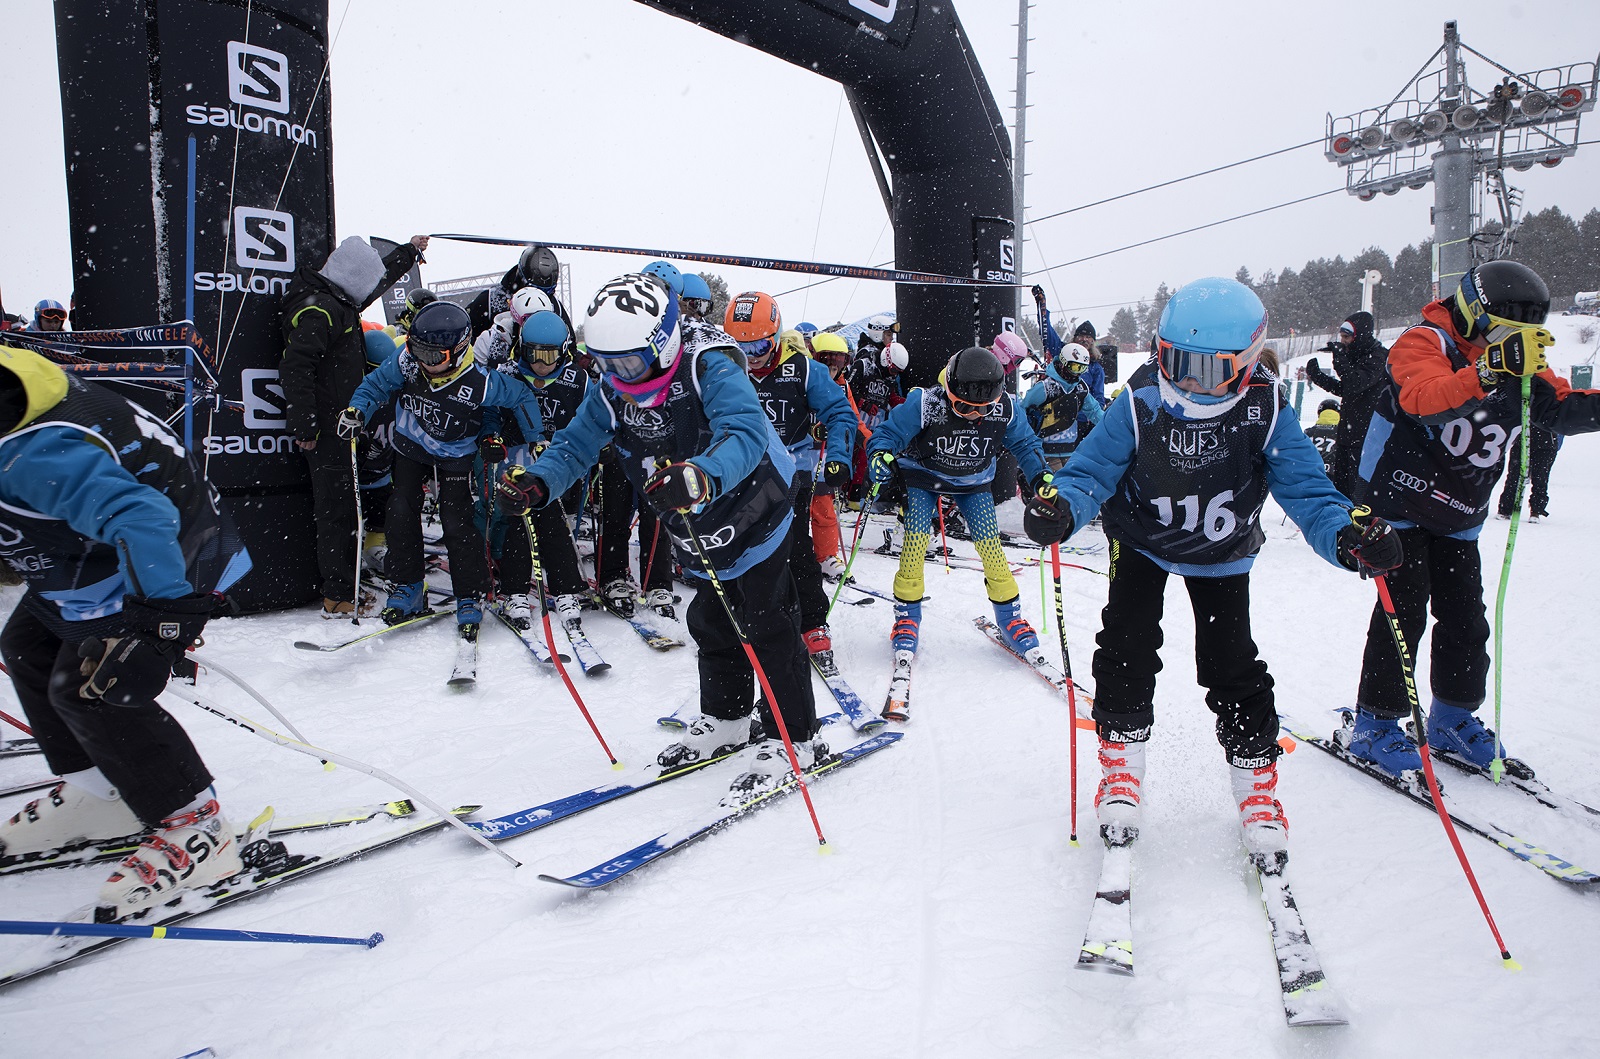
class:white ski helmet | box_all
[862,313,897,347]
[1059,341,1092,376]
[583,273,682,386]
[881,341,910,372]
[509,286,554,325]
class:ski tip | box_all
[586,663,613,676]
[364,932,385,949]
[1502,953,1523,972]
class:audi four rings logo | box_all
[1391,469,1430,492]
[227,42,290,114]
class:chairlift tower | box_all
[1324,21,1596,299]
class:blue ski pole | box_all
[0,919,384,948]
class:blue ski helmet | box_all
[680,272,712,303]
[364,329,401,370]
[795,321,818,335]
[1154,277,1268,392]
[641,260,684,296]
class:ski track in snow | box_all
[4,320,1600,1055]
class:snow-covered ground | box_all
[5,323,1600,1058]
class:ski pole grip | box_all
[1349,504,1374,529]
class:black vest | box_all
[1031,375,1090,455]
[0,376,246,637]
[902,387,1014,495]
[603,344,793,575]
[1100,361,1278,565]
[1361,324,1521,533]
[527,364,589,442]
[391,355,493,467]
[751,356,814,450]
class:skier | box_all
[1307,398,1340,479]
[498,273,818,792]
[1341,261,1600,778]
[1021,339,1104,469]
[0,343,253,918]
[1021,277,1402,857]
[680,273,714,321]
[472,285,555,369]
[865,345,1053,661]
[1305,311,1388,499]
[354,329,402,584]
[723,292,856,668]
[491,310,593,635]
[29,299,67,333]
[807,331,862,577]
[279,235,427,616]
[466,243,570,340]
[339,300,542,637]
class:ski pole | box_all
[521,512,621,769]
[827,483,878,619]
[1490,375,1533,784]
[0,706,33,737]
[1373,571,1517,969]
[935,498,951,575]
[679,508,830,850]
[1039,547,1050,639]
[0,919,384,949]
[189,651,319,753]
[169,687,520,869]
[1050,543,1081,846]
[350,439,364,626]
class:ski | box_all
[561,622,611,676]
[0,739,42,759]
[1428,746,1600,832]
[447,627,479,687]
[586,589,684,651]
[882,650,915,722]
[656,703,690,729]
[537,730,902,889]
[0,778,56,800]
[476,713,846,841]
[0,799,480,877]
[1251,851,1348,1026]
[1077,831,1135,975]
[973,616,1096,712]
[0,807,477,990]
[292,608,452,652]
[811,654,886,732]
[1280,714,1600,887]
[487,607,563,666]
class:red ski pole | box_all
[1374,572,1517,969]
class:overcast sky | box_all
[3,0,1597,334]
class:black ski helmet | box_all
[944,346,1005,409]
[397,287,437,331]
[407,301,472,368]
[518,245,561,290]
[1318,398,1340,414]
[1450,260,1550,340]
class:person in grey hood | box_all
[279,234,428,616]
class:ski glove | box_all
[867,451,898,485]
[644,461,715,513]
[78,593,214,706]
[1023,475,1073,545]
[1337,508,1404,579]
[1482,326,1554,379]
[478,434,508,464]
[497,466,547,515]
[1030,285,1047,304]
[335,406,365,441]
[822,460,851,488]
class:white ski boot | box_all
[554,594,585,635]
[95,796,242,921]
[657,713,754,769]
[641,588,676,621]
[1231,760,1289,862]
[1095,738,1145,845]
[502,593,534,631]
[721,736,828,805]
[0,781,145,859]
[601,577,639,618]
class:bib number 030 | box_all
[1151,490,1237,541]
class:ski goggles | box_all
[1062,359,1088,376]
[588,346,656,383]
[410,336,464,368]
[949,391,1001,419]
[35,308,66,323]
[1155,336,1259,391]
[737,337,779,361]
[864,321,899,345]
[522,343,563,368]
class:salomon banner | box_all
[56,0,333,611]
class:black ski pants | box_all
[304,442,357,602]
[1091,539,1279,767]
[386,453,489,600]
[787,477,829,632]
[686,536,819,742]
[495,501,586,598]
[0,605,212,825]
[1497,427,1562,518]
[1357,526,1488,720]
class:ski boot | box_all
[381,580,428,626]
[993,597,1044,662]
[802,625,835,673]
[502,593,533,631]
[95,795,242,922]
[321,597,357,619]
[891,599,921,654]
[1341,709,1423,782]
[641,587,676,622]
[1231,760,1289,865]
[554,594,585,635]
[819,555,848,580]
[722,736,828,806]
[1428,700,1528,776]
[601,577,639,619]
[657,713,755,769]
[0,780,145,861]
[1095,738,1145,846]
[456,597,483,640]
[362,531,388,576]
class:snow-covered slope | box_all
[4,405,1600,1058]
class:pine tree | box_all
[698,273,731,328]
[1108,306,1138,345]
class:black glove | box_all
[1023,475,1073,545]
[78,593,214,706]
[1306,358,1323,376]
[335,406,364,441]
[1337,509,1404,579]
[496,466,547,515]
[1030,285,1046,304]
[644,461,715,513]
[822,460,851,487]
[478,434,508,464]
